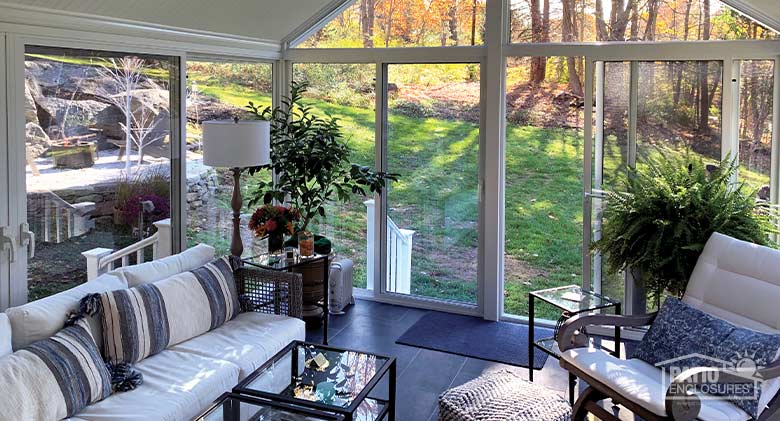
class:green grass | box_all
[188,76,772,320]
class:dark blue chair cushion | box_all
[633,297,780,418]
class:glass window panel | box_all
[738,60,774,197]
[298,0,486,48]
[503,57,585,318]
[508,0,779,43]
[24,47,178,300]
[386,63,480,304]
[292,63,376,290]
[185,61,273,256]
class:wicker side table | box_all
[439,370,570,421]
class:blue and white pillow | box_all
[0,318,113,420]
[99,256,241,365]
[634,297,780,418]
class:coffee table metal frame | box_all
[234,340,397,421]
[196,392,346,420]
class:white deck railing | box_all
[364,200,414,294]
[82,218,172,281]
[30,192,95,244]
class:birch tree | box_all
[98,57,151,173]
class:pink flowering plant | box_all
[248,204,301,238]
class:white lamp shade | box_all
[202,120,270,168]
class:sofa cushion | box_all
[5,273,127,351]
[170,312,305,378]
[0,313,12,358]
[100,257,240,364]
[73,349,239,421]
[562,347,750,421]
[0,319,113,420]
[634,297,780,419]
[109,243,215,288]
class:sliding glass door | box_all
[0,34,11,309]
[382,63,481,307]
[589,59,728,314]
[9,43,181,304]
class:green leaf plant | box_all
[592,152,778,304]
[246,81,397,232]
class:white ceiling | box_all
[1,0,336,41]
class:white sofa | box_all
[0,245,306,421]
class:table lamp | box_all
[202,118,271,260]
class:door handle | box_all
[0,226,16,263]
[21,223,35,259]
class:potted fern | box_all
[592,153,778,304]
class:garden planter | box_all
[50,139,97,169]
[293,257,329,325]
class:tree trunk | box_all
[644,0,660,40]
[698,0,711,134]
[360,0,375,48]
[673,0,693,106]
[529,0,546,84]
[562,0,582,95]
[595,0,607,41]
[448,4,459,45]
[471,0,478,45]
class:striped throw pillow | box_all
[100,257,240,364]
[0,318,112,420]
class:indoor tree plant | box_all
[246,81,396,252]
[592,153,778,304]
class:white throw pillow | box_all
[108,243,215,288]
[5,273,127,351]
[0,313,12,358]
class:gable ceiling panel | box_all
[1,0,335,41]
[723,0,780,32]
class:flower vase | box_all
[268,233,285,255]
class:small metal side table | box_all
[528,285,621,404]
[244,253,331,344]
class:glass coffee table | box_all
[196,392,345,421]
[234,341,396,421]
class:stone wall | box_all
[27,169,218,239]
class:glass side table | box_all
[196,392,345,421]
[528,284,621,404]
[244,252,331,344]
[234,340,396,421]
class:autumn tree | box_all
[360,0,376,48]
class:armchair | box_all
[558,233,780,421]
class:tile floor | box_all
[305,299,601,421]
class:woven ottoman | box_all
[438,370,571,421]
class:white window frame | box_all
[0,9,281,308]
[284,0,780,323]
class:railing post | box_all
[396,229,414,295]
[82,248,114,281]
[153,218,172,258]
[364,200,375,291]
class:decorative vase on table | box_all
[267,233,285,255]
[248,204,300,256]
